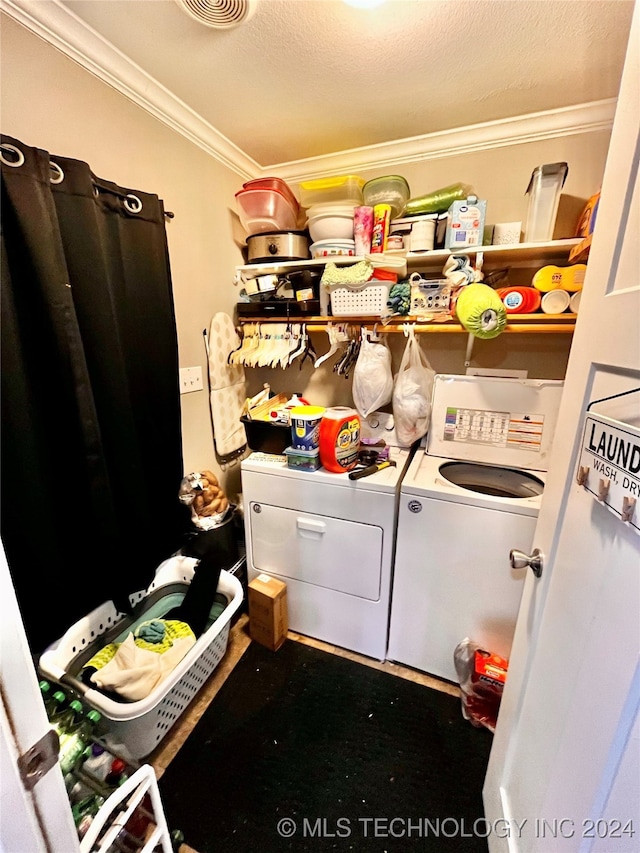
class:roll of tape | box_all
[455,284,507,339]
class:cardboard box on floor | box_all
[248,574,288,651]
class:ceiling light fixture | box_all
[174,0,258,29]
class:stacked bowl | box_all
[307,203,358,257]
[297,174,365,259]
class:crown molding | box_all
[2,0,616,182]
[272,100,617,182]
[1,0,261,179]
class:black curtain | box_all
[1,134,188,654]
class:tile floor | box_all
[147,614,459,853]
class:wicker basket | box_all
[39,556,243,757]
[329,279,391,317]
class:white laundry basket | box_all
[329,279,391,316]
[39,555,243,758]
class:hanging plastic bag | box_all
[392,327,435,446]
[352,332,394,419]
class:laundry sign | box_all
[577,411,640,534]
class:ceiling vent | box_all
[174,0,257,29]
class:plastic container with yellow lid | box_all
[298,175,365,208]
[290,406,326,451]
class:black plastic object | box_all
[236,299,320,317]
[240,415,290,454]
[287,269,321,301]
[165,515,240,637]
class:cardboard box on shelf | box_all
[248,574,288,651]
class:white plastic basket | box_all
[329,279,390,316]
[39,555,243,758]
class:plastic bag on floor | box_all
[453,638,508,733]
[392,326,435,446]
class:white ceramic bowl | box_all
[540,289,570,314]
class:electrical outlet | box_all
[179,366,203,394]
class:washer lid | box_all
[438,461,544,499]
[427,374,564,471]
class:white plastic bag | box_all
[352,332,394,419]
[392,326,435,446]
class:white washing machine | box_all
[242,428,412,661]
[387,374,564,682]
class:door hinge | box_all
[17,728,60,791]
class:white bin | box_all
[39,555,243,758]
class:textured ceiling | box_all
[59,0,634,167]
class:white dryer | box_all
[242,440,412,661]
[387,374,564,682]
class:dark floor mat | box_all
[159,640,493,852]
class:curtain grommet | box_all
[49,161,64,184]
[124,193,142,214]
[0,143,25,168]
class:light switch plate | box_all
[179,366,203,393]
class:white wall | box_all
[1,13,614,489]
[355,134,611,232]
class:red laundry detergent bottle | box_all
[319,407,361,473]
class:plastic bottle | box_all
[82,742,116,782]
[104,758,128,789]
[370,204,391,253]
[123,793,153,842]
[66,742,115,803]
[39,681,66,722]
[72,793,105,839]
[59,709,102,774]
[50,698,83,740]
[404,182,473,216]
[318,407,361,473]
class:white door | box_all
[483,5,640,851]
[0,544,80,853]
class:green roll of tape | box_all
[455,283,507,339]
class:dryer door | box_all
[248,502,383,600]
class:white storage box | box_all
[329,279,391,316]
[39,555,243,758]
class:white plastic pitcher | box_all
[524,162,568,242]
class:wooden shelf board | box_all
[236,314,577,334]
